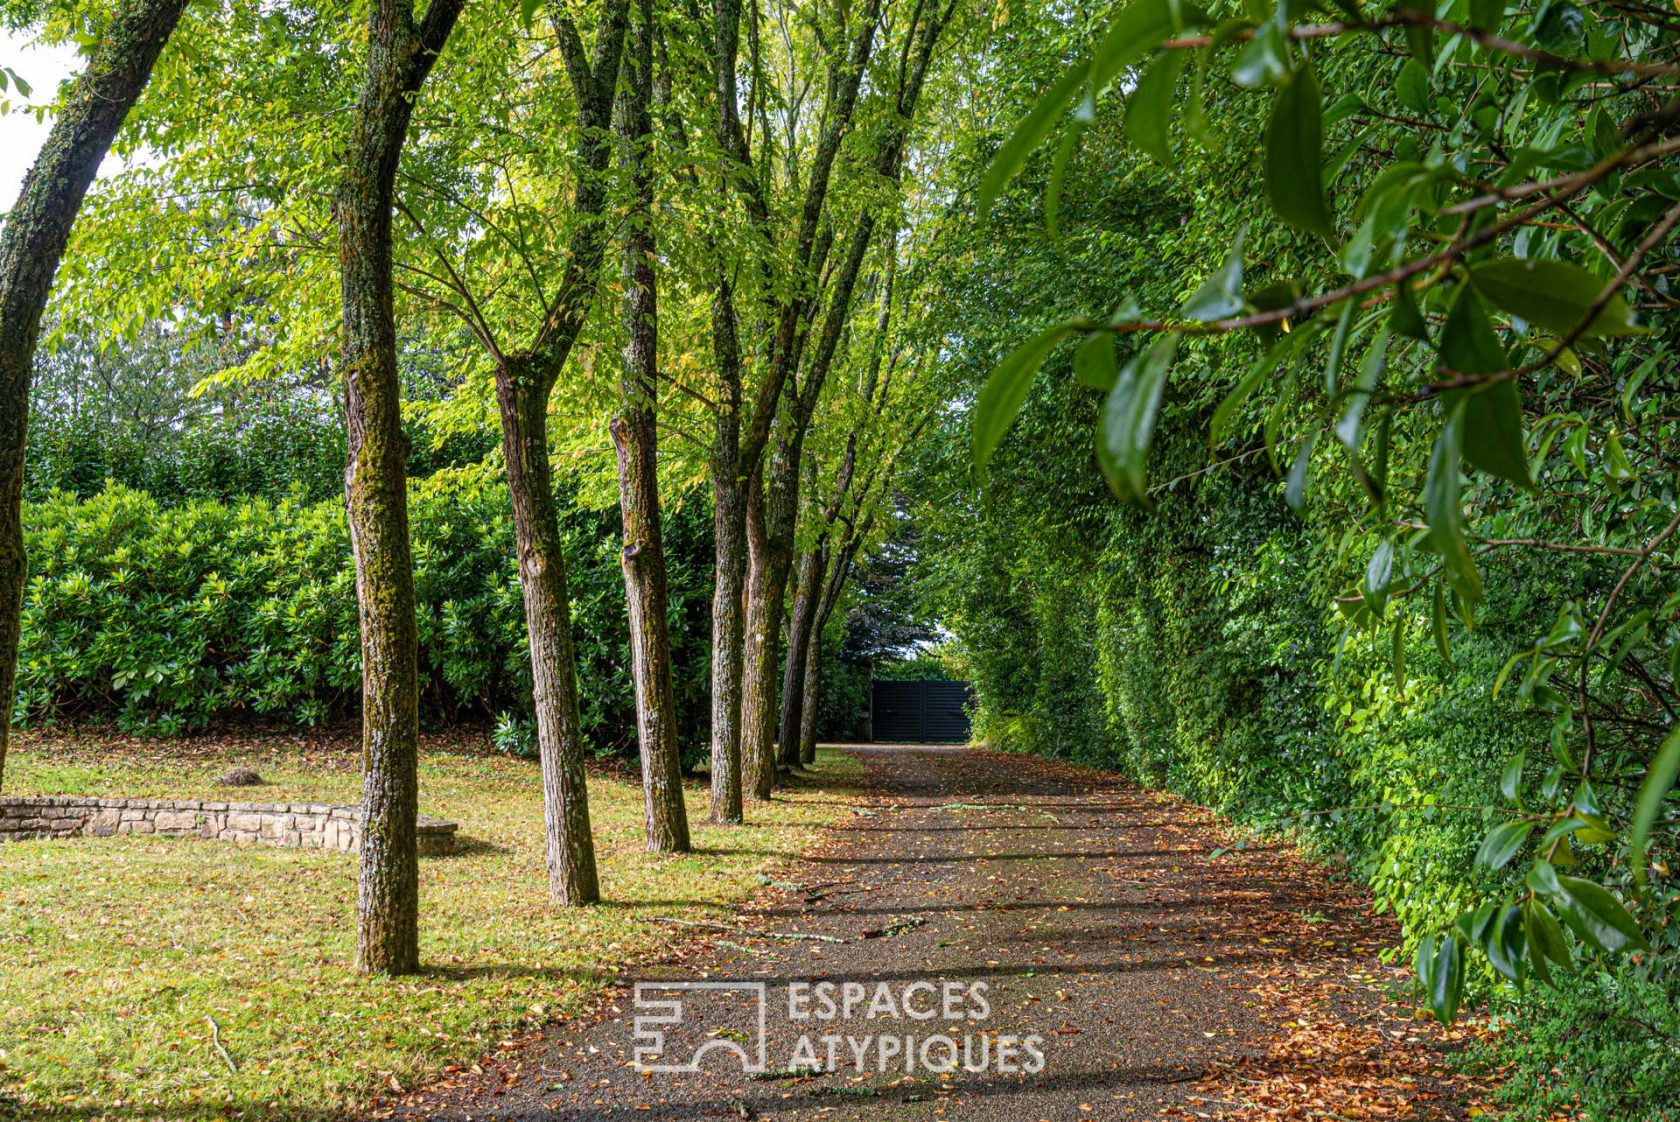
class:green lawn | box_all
[0,737,860,1121]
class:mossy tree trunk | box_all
[741,452,795,800]
[704,0,764,826]
[736,0,951,797]
[708,0,876,808]
[614,0,689,853]
[803,516,868,764]
[496,360,603,903]
[707,288,746,824]
[0,0,189,794]
[798,567,829,766]
[778,539,823,767]
[488,0,626,904]
[740,223,870,798]
[338,0,463,976]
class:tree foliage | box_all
[952,0,1680,1039]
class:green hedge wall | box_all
[17,481,714,757]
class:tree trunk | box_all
[484,1,624,903]
[708,328,746,823]
[495,361,602,903]
[778,545,822,767]
[614,0,690,853]
[740,434,796,799]
[0,0,189,794]
[339,0,463,976]
[799,618,824,766]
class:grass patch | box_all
[0,739,861,1120]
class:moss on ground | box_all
[0,739,861,1120]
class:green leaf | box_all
[1211,335,1290,447]
[1323,298,1357,395]
[1096,333,1180,505]
[1553,876,1649,954]
[1073,331,1119,390]
[973,324,1079,470]
[1629,725,1680,887]
[1248,279,1302,345]
[1184,225,1247,321]
[1391,280,1429,341]
[1461,380,1535,491]
[1414,933,1437,997]
[1264,63,1333,237]
[519,0,540,30]
[1184,54,1212,149]
[1526,858,1563,896]
[1424,412,1482,606]
[977,64,1090,223]
[1397,0,1435,66]
[1324,91,1366,128]
[1469,0,1505,31]
[1336,331,1388,451]
[1500,751,1525,803]
[1043,112,1089,239]
[1485,904,1527,985]
[1231,21,1290,88]
[1604,429,1636,481]
[1090,0,1194,91]
[1441,285,1509,374]
[1427,934,1464,1024]
[1395,59,1429,115]
[1432,582,1453,664]
[1391,614,1407,688]
[1523,899,1572,985]
[1530,0,1583,54]
[1469,258,1642,338]
[1125,50,1189,166]
[1476,820,1534,871]
[1363,538,1394,615]
[1285,431,1318,513]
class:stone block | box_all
[86,810,121,837]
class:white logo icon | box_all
[633,981,768,1073]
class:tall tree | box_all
[778,517,824,765]
[703,0,885,812]
[390,0,630,903]
[483,2,628,904]
[0,0,191,793]
[614,0,690,853]
[779,233,900,765]
[338,0,464,975]
[741,0,955,797]
[731,0,886,802]
[800,513,871,765]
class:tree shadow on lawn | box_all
[418,961,615,984]
[428,835,508,859]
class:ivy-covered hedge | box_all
[17,481,714,757]
[920,414,1678,1118]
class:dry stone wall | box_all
[0,796,457,855]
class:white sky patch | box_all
[0,31,96,204]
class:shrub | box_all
[17,480,714,756]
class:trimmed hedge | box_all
[17,481,714,756]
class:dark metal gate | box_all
[870,680,973,744]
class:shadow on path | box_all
[391,744,1481,1122]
